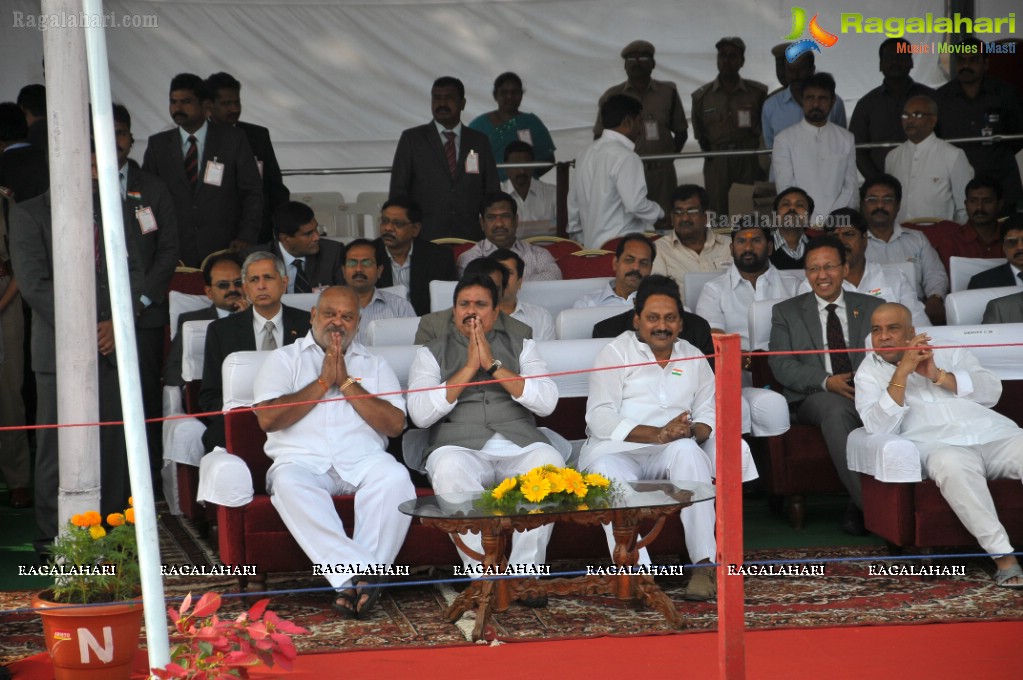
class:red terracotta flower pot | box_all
[31,591,143,680]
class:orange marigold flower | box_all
[89,525,107,540]
[107,513,125,527]
[128,496,134,507]
[124,508,136,524]
[82,511,103,527]
[70,513,88,528]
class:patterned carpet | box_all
[3,540,1021,663]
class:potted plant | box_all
[153,591,308,679]
[30,498,143,680]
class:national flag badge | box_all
[671,368,684,377]
[869,288,882,296]
[127,191,142,201]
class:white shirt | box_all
[650,229,733,297]
[356,288,416,344]
[501,178,557,232]
[865,224,949,299]
[251,307,284,348]
[387,242,413,293]
[797,260,929,328]
[456,238,562,281]
[567,129,664,249]
[580,332,716,468]
[761,86,848,149]
[885,133,974,224]
[854,347,1017,453]
[407,338,559,434]
[573,281,634,309]
[509,300,555,341]
[696,264,801,349]
[815,292,850,376]
[253,335,406,474]
[771,120,858,222]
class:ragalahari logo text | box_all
[784,7,839,62]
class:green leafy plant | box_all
[47,500,139,604]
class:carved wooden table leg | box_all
[443,522,508,641]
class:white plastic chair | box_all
[949,256,1007,293]
[294,192,347,238]
[944,286,1018,325]
[364,317,421,347]
[554,306,625,340]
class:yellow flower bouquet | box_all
[479,465,616,512]
[46,497,140,604]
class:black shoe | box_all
[840,503,868,536]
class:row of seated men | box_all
[177,218,1023,618]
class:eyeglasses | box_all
[671,208,703,217]
[864,196,897,204]
[805,264,842,275]
[1004,237,1023,248]
[345,258,376,268]
[379,217,412,228]
[900,111,935,120]
[212,279,243,290]
[624,56,652,63]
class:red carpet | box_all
[8,621,1022,679]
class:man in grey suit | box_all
[250,201,344,293]
[768,235,884,535]
[10,191,145,554]
[390,76,499,242]
[199,252,311,451]
[142,73,263,267]
[983,291,1023,324]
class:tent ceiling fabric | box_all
[2,0,1018,194]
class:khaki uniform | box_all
[595,79,688,215]
[691,77,768,215]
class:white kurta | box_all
[771,120,858,222]
[885,134,974,224]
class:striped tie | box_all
[443,131,457,176]
[184,135,198,188]
[294,258,312,294]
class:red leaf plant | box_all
[152,592,309,679]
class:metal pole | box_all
[42,0,101,523]
[713,333,746,680]
[82,0,170,673]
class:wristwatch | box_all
[486,359,503,376]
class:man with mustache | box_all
[884,95,972,224]
[931,177,1007,275]
[250,201,344,293]
[860,175,948,324]
[650,184,731,300]
[342,238,415,345]
[390,76,499,242]
[856,302,1023,588]
[967,214,1023,290]
[770,186,814,271]
[582,275,754,600]
[934,38,1023,212]
[254,286,414,617]
[164,252,248,388]
[374,195,456,316]
[407,274,562,602]
[761,53,847,150]
[500,141,557,236]
[199,252,310,451]
[573,233,654,309]
[769,236,884,535]
[772,72,858,223]
[205,72,289,244]
[142,73,263,267]
[456,191,560,281]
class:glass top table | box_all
[399,480,715,640]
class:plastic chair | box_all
[524,236,582,260]
[949,256,1007,293]
[556,250,614,279]
[294,192,347,238]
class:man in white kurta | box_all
[581,275,756,601]
[855,303,1023,588]
[771,74,858,223]
[254,287,414,613]
[884,95,973,224]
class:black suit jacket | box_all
[164,305,220,387]
[389,123,499,242]
[198,305,310,449]
[375,237,457,315]
[0,143,49,223]
[142,122,263,267]
[248,239,345,290]
[236,121,289,243]
[968,262,1017,290]
[124,162,179,328]
[592,309,715,358]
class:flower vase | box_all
[31,591,143,680]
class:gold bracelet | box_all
[339,377,357,392]
[888,381,906,389]
[932,369,947,386]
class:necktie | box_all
[293,258,312,294]
[261,320,278,350]
[184,135,198,189]
[825,303,852,375]
[443,131,457,176]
